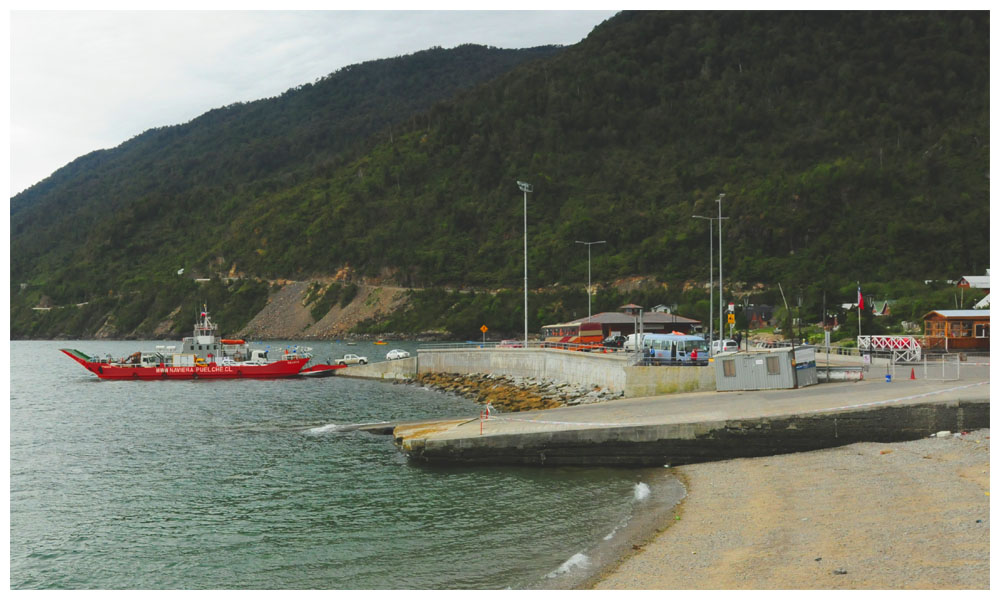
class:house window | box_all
[975,324,990,338]
[949,321,973,337]
[925,321,945,337]
[766,356,780,375]
[723,359,736,377]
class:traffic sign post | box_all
[480,324,488,345]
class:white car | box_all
[712,339,739,353]
[337,353,368,365]
[386,349,410,360]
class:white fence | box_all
[921,353,961,381]
[857,335,922,362]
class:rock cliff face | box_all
[238,282,409,340]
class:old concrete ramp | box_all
[394,365,990,467]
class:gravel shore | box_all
[593,429,990,590]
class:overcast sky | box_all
[8,8,619,197]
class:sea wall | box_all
[416,347,629,393]
[410,347,717,397]
[623,364,716,396]
[400,400,990,467]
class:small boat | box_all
[61,306,311,380]
[374,340,387,345]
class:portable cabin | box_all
[922,309,990,351]
[714,346,818,391]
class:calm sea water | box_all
[10,340,683,590]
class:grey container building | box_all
[713,346,818,391]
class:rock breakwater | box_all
[412,372,620,412]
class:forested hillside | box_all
[11,43,561,292]
[11,11,989,339]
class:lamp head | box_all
[517,181,533,193]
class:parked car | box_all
[499,339,523,348]
[337,353,368,365]
[712,339,739,353]
[602,335,626,348]
[386,349,410,360]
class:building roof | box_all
[958,275,990,288]
[568,311,699,325]
[974,293,990,309]
[923,310,990,319]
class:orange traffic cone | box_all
[910,368,916,380]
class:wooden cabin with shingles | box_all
[922,309,989,351]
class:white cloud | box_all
[9,10,617,196]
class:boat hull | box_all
[299,364,347,377]
[61,349,309,380]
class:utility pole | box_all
[518,181,532,347]
[692,215,714,353]
[575,240,606,322]
[716,193,728,342]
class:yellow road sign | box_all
[727,313,735,325]
[480,325,488,333]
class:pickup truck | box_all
[337,354,368,366]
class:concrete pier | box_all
[393,365,990,467]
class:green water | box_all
[10,340,682,589]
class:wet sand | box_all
[592,429,990,590]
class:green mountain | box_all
[11,11,989,339]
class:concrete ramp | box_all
[340,357,417,380]
[394,419,474,452]
[393,373,990,467]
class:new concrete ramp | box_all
[395,366,990,467]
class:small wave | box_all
[305,421,389,435]
[546,553,591,578]
[633,482,651,501]
[307,423,346,434]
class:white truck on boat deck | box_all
[338,354,368,366]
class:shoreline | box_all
[590,429,990,590]
[534,466,686,590]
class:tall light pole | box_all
[575,240,606,322]
[517,181,532,347]
[716,193,728,342]
[692,215,714,352]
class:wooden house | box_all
[922,309,990,351]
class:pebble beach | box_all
[593,429,990,590]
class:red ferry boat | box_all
[61,307,337,380]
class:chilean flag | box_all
[857,286,865,311]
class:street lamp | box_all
[692,215,714,353]
[575,240,606,322]
[517,180,532,347]
[716,193,728,343]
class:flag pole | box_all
[857,281,861,341]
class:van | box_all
[712,339,738,353]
